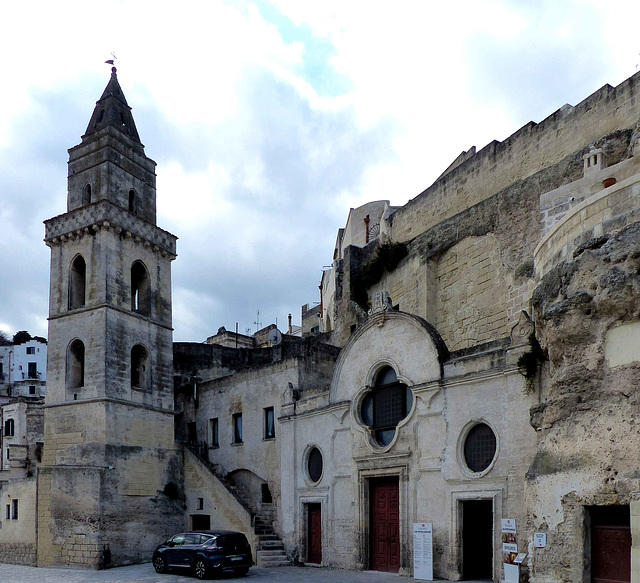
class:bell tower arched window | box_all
[361,366,412,447]
[128,189,137,214]
[131,344,150,390]
[69,255,86,310]
[83,184,92,205]
[131,261,150,315]
[67,339,85,389]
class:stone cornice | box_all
[44,200,177,258]
[43,395,176,415]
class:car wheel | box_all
[236,566,249,576]
[194,558,208,579]
[152,554,166,574]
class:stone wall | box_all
[0,543,36,566]
[433,234,509,351]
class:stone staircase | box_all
[254,516,289,567]
[184,443,290,568]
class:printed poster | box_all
[413,523,433,581]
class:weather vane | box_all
[105,52,118,69]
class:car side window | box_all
[170,534,186,545]
[183,533,199,544]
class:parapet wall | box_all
[389,72,640,243]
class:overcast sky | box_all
[1,0,639,342]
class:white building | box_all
[0,339,47,398]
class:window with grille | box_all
[361,366,412,446]
[464,423,497,473]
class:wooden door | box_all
[307,503,322,564]
[592,525,631,583]
[370,476,400,572]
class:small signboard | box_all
[514,553,527,564]
[501,518,516,534]
[534,533,547,548]
[413,523,433,581]
[504,563,519,582]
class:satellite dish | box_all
[268,329,282,346]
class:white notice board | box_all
[413,523,433,581]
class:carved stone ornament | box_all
[369,290,393,315]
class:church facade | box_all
[1,68,640,582]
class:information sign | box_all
[534,533,547,548]
[413,523,433,581]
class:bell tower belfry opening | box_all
[38,67,183,568]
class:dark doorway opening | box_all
[461,499,493,580]
[589,505,630,583]
[187,422,197,443]
[191,514,210,530]
[369,476,400,572]
[307,503,322,564]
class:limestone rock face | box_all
[527,221,640,581]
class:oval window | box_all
[308,447,323,483]
[464,423,497,473]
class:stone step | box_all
[256,552,290,568]
[259,543,284,551]
[258,534,280,542]
[257,549,286,557]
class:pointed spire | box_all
[83,67,141,143]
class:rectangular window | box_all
[28,362,37,378]
[232,413,243,444]
[197,497,204,510]
[4,419,14,437]
[210,418,219,448]
[5,505,9,520]
[11,499,17,520]
[26,347,35,355]
[29,386,36,395]
[264,407,275,439]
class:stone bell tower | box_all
[38,68,183,568]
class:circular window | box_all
[464,423,497,473]
[308,447,323,483]
[360,366,412,447]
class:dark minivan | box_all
[152,530,252,579]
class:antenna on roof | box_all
[254,310,262,332]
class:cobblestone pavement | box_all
[0,563,486,583]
